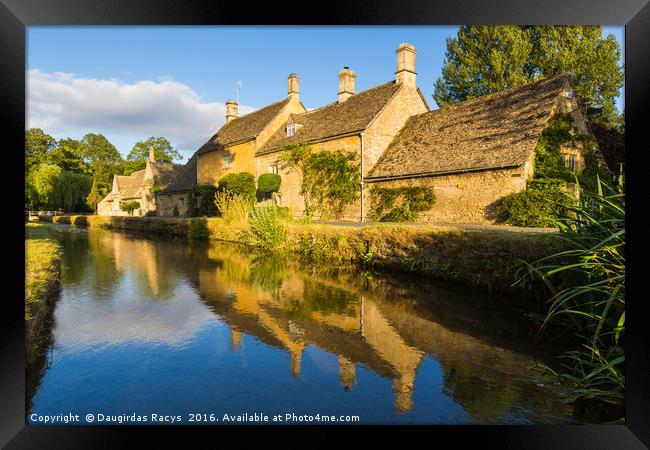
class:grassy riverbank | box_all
[25,228,62,365]
[43,214,563,300]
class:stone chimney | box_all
[288,73,299,100]
[338,67,356,103]
[148,146,155,162]
[226,100,238,123]
[395,43,417,87]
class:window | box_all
[180,197,184,206]
[270,164,279,174]
[286,123,296,137]
[561,154,567,166]
[569,155,576,171]
[223,152,233,169]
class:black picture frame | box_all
[2,0,648,447]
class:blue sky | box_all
[27,26,624,162]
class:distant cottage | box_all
[98,148,182,216]
[99,42,602,224]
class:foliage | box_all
[434,26,624,127]
[498,179,571,228]
[86,178,104,213]
[188,218,210,241]
[47,138,90,175]
[217,172,256,202]
[533,114,574,181]
[280,144,361,220]
[25,128,56,176]
[27,163,62,208]
[370,186,436,222]
[241,205,288,250]
[257,173,282,193]
[214,191,252,224]
[120,200,141,216]
[516,174,625,408]
[188,184,219,217]
[172,205,179,217]
[51,171,93,212]
[79,133,124,193]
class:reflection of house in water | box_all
[194,247,544,417]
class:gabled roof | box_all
[367,74,572,180]
[115,170,145,199]
[258,81,407,154]
[160,151,198,194]
[196,98,291,155]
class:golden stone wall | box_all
[197,140,257,187]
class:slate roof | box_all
[196,98,291,155]
[114,170,145,199]
[258,81,419,154]
[160,152,198,193]
[367,74,572,180]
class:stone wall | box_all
[197,140,256,186]
[366,166,528,224]
[156,191,191,217]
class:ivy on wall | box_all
[280,144,361,220]
[370,186,436,222]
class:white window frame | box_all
[223,152,233,169]
[286,123,296,137]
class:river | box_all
[26,224,575,424]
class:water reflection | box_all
[27,225,572,424]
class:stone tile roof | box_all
[160,152,198,193]
[258,81,404,154]
[367,74,572,180]
[115,170,145,199]
[151,161,183,188]
[196,98,291,155]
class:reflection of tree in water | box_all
[247,253,291,296]
[285,279,360,320]
[85,229,122,301]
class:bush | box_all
[188,185,219,217]
[120,200,140,216]
[497,179,571,227]
[214,191,252,224]
[242,205,287,250]
[370,186,436,222]
[258,173,282,194]
[172,205,179,217]
[188,218,210,241]
[218,172,256,202]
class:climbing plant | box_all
[370,186,436,222]
[280,144,361,220]
[188,184,219,217]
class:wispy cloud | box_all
[27,69,256,156]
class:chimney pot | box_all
[395,42,417,87]
[288,73,300,100]
[226,100,238,123]
[338,68,356,103]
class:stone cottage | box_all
[155,150,198,217]
[365,73,600,224]
[193,74,308,187]
[256,43,429,221]
[98,148,181,216]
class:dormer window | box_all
[564,90,574,99]
[223,152,233,169]
[286,123,296,137]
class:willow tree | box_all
[434,26,624,127]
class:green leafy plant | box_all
[497,179,572,227]
[241,205,288,250]
[214,190,252,224]
[257,173,282,194]
[370,186,436,222]
[218,172,256,202]
[280,144,361,219]
[120,200,141,216]
[516,171,625,410]
[188,184,219,217]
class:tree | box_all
[25,129,56,176]
[27,163,62,208]
[124,137,181,175]
[434,26,624,127]
[51,171,93,212]
[86,177,104,213]
[120,200,140,216]
[47,138,90,174]
[79,133,123,193]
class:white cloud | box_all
[27,69,256,156]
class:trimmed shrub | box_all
[258,173,282,193]
[370,186,436,222]
[497,179,571,227]
[120,200,140,216]
[188,184,219,217]
[218,172,256,202]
